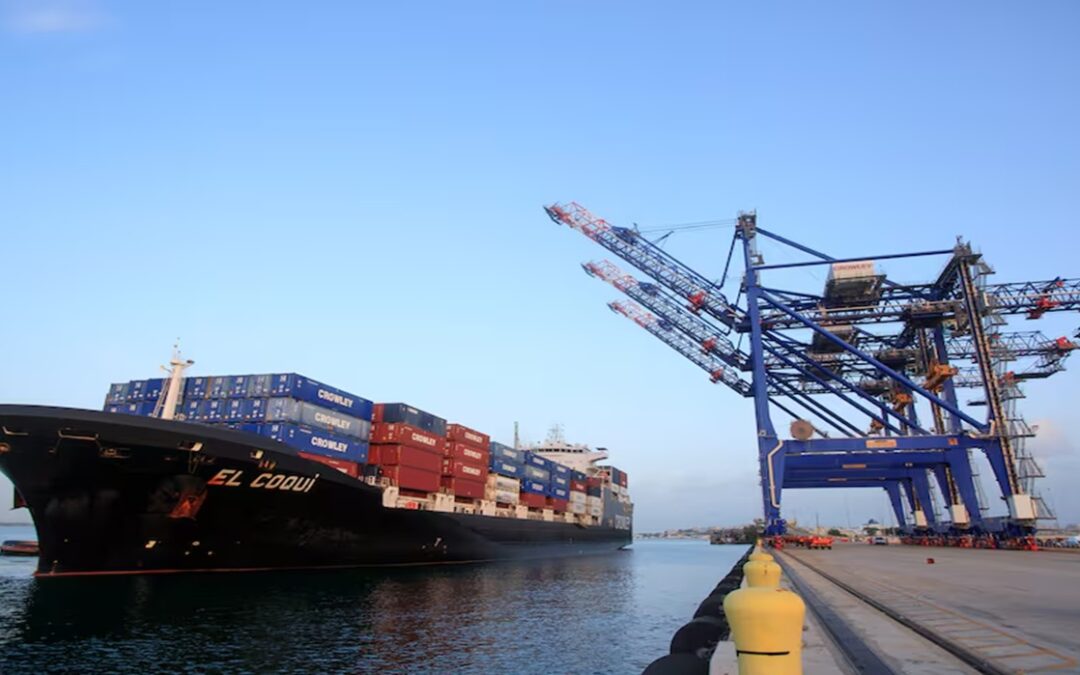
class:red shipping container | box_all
[441,457,488,481]
[586,477,603,488]
[381,465,440,493]
[443,441,489,464]
[548,497,569,513]
[440,476,485,499]
[369,444,443,473]
[298,452,359,478]
[370,423,442,451]
[569,479,587,492]
[521,493,547,509]
[446,423,490,450]
[619,474,628,488]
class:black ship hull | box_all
[0,406,631,577]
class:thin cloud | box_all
[3,0,106,34]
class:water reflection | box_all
[0,543,746,674]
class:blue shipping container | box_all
[267,373,374,421]
[550,474,569,489]
[489,442,524,464]
[264,398,371,440]
[523,465,550,482]
[208,376,232,399]
[104,401,157,416]
[377,402,445,435]
[240,398,266,421]
[489,458,523,478]
[520,479,547,495]
[180,399,200,420]
[258,422,368,463]
[586,486,602,497]
[245,374,274,398]
[571,470,587,482]
[222,398,267,422]
[126,379,148,402]
[184,377,210,400]
[141,378,165,401]
[551,486,569,500]
[552,463,571,478]
[228,374,253,398]
[195,399,226,422]
[524,452,551,470]
[105,382,130,404]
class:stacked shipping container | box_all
[103,376,627,518]
[105,374,373,477]
[441,423,490,499]
[368,404,447,493]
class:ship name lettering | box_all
[250,472,318,492]
[207,469,244,487]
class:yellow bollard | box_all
[744,556,782,588]
[724,586,806,675]
[748,549,774,562]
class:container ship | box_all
[0,354,632,577]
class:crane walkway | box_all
[780,544,1080,673]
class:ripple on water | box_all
[0,533,747,674]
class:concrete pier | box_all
[780,544,1080,673]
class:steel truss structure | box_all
[546,202,1077,541]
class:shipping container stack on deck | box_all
[441,423,490,500]
[487,443,524,506]
[568,471,588,515]
[520,452,553,510]
[548,462,571,514]
[368,404,446,494]
[105,374,374,478]
[104,379,625,523]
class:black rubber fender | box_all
[710,579,741,597]
[693,591,732,619]
[669,615,730,655]
[642,652,710,675]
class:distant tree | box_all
[827,528,842,536]
[741,524,760,542]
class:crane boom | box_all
[583,260,750,371]
[546,202,742,327]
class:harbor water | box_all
[0,526,746,674]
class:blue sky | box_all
[1,1,1078,531]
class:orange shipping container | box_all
[298,452,359,478]
[446,424,490,449]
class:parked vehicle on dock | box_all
[809,536,833,550]
[872,536,888,545]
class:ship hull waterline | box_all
[0,406,631,577]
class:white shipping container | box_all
[586,496,603,507]
[569,491,586,503]
[828,260,876,281]
[588,504,603,517]
[569,501,586,514]
[494,476,520,492]
[494,489,520,504]
[610,484,621,495]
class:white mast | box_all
[156,341,194,420]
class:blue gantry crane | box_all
[546,201,1078,545]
